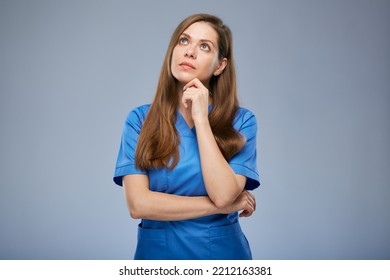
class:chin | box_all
[173,74,196,84]
[172,72,209,86]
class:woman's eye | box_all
[179,38,188,45]
[200,44,210,51]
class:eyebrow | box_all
[181,33,216,47]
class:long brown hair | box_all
[135,14,245,170]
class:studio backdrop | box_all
[1,0,389,259]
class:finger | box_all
[239,210,249,217]
[246,198,254,211]
[247,191,256,211]
[239,207,253,218]
[182,88,209,115]
[183,78,205,91]
[183,83,210,102]
[181,91,194,108]
[182,98,192,109]
[241,200,254,217]
[242,191,252,205]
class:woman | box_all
[113,14,260,260]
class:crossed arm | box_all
[123,173,255,221]
[123,78,256,221]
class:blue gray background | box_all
[1,0,389,260]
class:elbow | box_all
[127,202,146,219]
[129,209,142,219]
[213,197,234,209]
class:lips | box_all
[179,61,196,69]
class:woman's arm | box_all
[123,174,255,221]
[195,121,246,208]
[182,79,247,208]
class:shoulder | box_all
[234,107,257,130]
[123,104,151,132]
[125,104,151,122]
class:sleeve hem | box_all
[113,164,147,186]
[230,163,260,191]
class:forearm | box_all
[123,172,255,221]
[130,191,219,221]
[123,174,220,221]
[194,120,244,208]
[180,78,246,208]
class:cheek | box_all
[171,49,185,80]
[171,49,177,66]
[171,48,183,69]
[170,55,178,76]
[203,57,219,74]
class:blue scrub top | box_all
[113,104,260,259]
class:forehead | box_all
[182,21,218,43]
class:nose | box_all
[185,45,197,59]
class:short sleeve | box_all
[113,105,150,186]
[229,108,260,191]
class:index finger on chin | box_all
[183,78,204,90]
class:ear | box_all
[213,58,227,76]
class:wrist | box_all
[193,116,210,127]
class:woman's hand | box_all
[219,190,257,217]
[182,78,210,125]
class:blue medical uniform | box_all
[113,104,260,260]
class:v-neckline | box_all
[177,104,213,133]
[178,109,195,131]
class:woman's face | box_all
[171,21,226,88]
